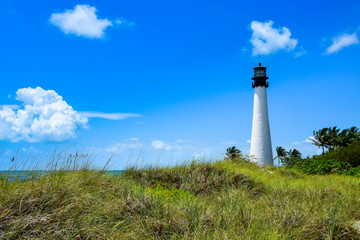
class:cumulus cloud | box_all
[324,33,359,55]
[151,140,172,151]
[50,4,112,38]
[0,87,142,142]
[0,87,87,142]
[152,140,165,149]
[250,20,298,56]
[80,112,141,120]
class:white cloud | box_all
[0,87,87,142]
[294,46,307,58]
[292,137,316,145]
[0,87,141,142]
[324,33,359,55]
[21,146,39,153]
[250,20,298,56]
[80,112,140,120]
[115,18,135,28]
[151,140,165,149]
[151,140,172,151]
[192,148,211,158]
[50,4,112,39]
[0,104,20,109]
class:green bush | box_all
[342,166,360,177]
[281,141,360,176]
[315,141,360,167]
[293,158,357,175]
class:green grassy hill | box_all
[1,160,359,239]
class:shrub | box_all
[279,142,360,175]
[293,158,353,175]
[315,141,360,167]
[341,166,360,177]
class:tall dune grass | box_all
[0,153,359,239]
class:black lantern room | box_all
[252,63,269,88]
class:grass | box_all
[0,155,359,239]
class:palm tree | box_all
[275,146,302,167]
[310,126,360,153]
[338,128,349,147]
[226,146,241,160]
[326,126,340,151]
[310,128,329,154]
[288,149,301,158]
[345,126,359,145]
[275,146,287,166]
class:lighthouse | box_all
[250,63,273,166]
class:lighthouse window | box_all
[255,69,266,77]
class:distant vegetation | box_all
[275,126,360,176]
[225,146,243,160]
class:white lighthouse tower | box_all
[250,63,273,166]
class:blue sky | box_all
[0,0,359,169]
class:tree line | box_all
[226,126,360,175]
